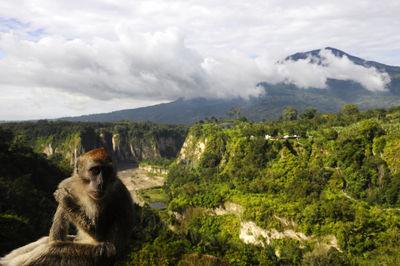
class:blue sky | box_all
[0,49,5,59]
[0,17,28,30]
[0,0,399,120]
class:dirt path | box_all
[326,166,400,211]
[118,167,165,206]
[335,167,357,202]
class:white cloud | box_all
[0,29,266,104]
[0,0,398,119]
[0,31,392,121]
[0,85,165,120]
[274,49,391,91]
[318,49,390,91]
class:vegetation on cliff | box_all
[1,120,188,165]
[128,105,400,265]
[2,105,400,265]
[0,128,70,255]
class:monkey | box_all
[0,147,134,266]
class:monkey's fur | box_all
[0,148,134,266]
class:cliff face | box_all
[43,129,185,165]
[109,133,160,162]
[178,135,207,165]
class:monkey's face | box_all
[75,148,116,201]
[80,159,115,201]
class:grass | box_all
[137,186,169,204]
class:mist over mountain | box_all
[60,47,400,124]
[285,47,400,94]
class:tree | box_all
[227,108,242,120]
[283,107,298,121]
[375,108,386,120]
[300,107,317,119]
[342,104,359,115]
[210,116,218,123]
[238,116,248,122]
[325,128,338,140]
[359,120,384,141]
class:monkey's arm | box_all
[54,188,97,239]
[49,205,70,241]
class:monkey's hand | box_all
[54,188,81,214]
[54,187,72,203]
[54,188,97,238]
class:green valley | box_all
[1,105,400,265]
[126,105,400,265]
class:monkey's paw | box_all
[54,188,66,202]
[54,188,74,203]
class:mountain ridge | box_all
[59,47,400,124]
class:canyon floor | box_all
[118,165,165,206]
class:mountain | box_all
[286,47,400,95]
[287,47,376,65]
[61,98,246,124]
[60,47,400,124]
[287,47,397,72]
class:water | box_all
[149,201,167,209]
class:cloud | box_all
[274,49,391,91]
[0,31,391,111]
[0,0,399,119]
[318,49,391,91]
[0,84,165,120]
[1,0,399,63]
[0,29,266,103]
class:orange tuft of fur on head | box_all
[81,147,111,161]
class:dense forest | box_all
[0,128,70,254]
[124,104,400,265]
[1,105,400,265]
[1,120,188,165]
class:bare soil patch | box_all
[118,167,165,206]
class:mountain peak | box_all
[285,47,398,73]
[323,47,350,57]
[285,47,362,63]
[58,47,400,124]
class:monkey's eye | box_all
[90,167,101,175]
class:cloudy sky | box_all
[0,0,399,120]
